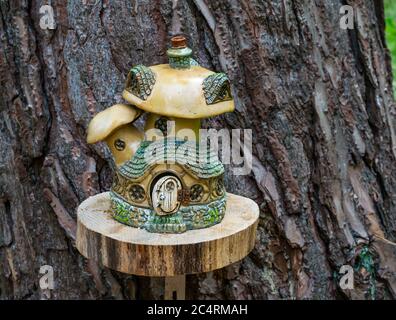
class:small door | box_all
[152,175,182,215]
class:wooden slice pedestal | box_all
[76,192,259,299]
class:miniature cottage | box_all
[87,36,234,233]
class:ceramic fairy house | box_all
[87,36,234,233]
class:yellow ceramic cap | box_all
[122,36,235,119]
[86,104,142,143]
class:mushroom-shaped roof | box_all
[122,36,235,119]
[87,104,142,143]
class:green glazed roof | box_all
[119,139,224,180]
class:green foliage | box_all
[113,201,131,224]
[354,246,376,300]
[110,190,226,232]
[152,214,182,225]
[148,214,186,233]
[205,207,220,225]
[385,0,396,95]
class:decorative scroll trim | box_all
[125,65,156,100]
[202,73,233,105]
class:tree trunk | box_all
[1,0,395,300]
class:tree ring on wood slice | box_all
[76,192,259,276]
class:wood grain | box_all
[76,192,259,276]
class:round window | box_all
[128,184,145,202]
[114,139,126,151]
[190,184,204,202]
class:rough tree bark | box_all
[1,0,395,300]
